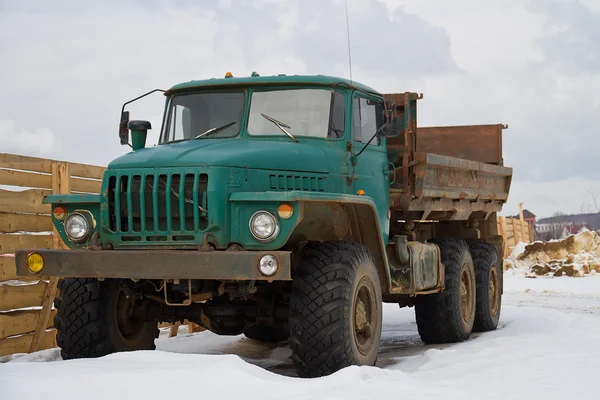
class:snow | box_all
[505,230,600,277]
[2,274,600,399]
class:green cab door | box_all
[350,94,391,243]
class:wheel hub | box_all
[353,279,376,355]
[355,300,370,336]
[460,265,474,323]
[489,266,500,316]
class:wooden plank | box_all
[0,213,52,233]
[69,163,105,180]
[0,153,105,179]
[0,256,42,282]
[0,169,51,189]
[169,322,180,337]
[0,281,47,311]
[0,189,51,214]
[529,224,534,242]
[0,309,56,340]
[0,234,53,253]
[511,218,521,243]
[0,168,101,193]
[518,203,529,244]
[0,256,16,281]
[30,162,70,352]
[70,177,102,194]
[0,153,53,174]
[188,322,206,333]
[0,329,56,357]
[29,278,58,351]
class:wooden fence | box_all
[0,153,204,356]
[497,216,534,258]
[0,153,104,357]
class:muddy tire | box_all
[290,241,382,378]
[54,278,159,360]
[415,238,476,344]
[468,241,502,332]
[244,325,289,343]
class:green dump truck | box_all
[16,74,512,377]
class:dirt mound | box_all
[513,230,600,277]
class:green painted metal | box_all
[168,74,380,96]
[131,130,147,151]
[43,194,100,204]
[44,75,393,283]
[44,196,101,249]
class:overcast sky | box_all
[1,0,599,218]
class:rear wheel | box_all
[415,238,476,344]
[290,241,382,378]
[468,241,502,332]
[54,278,158,359]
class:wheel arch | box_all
[286,197,391,293]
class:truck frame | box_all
[15,75,511,377]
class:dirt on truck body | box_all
[15,74,512,377]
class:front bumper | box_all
[15,249,291,281]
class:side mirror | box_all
[119,111,130,145]
[128,120,151,151]
[380,102,399,137]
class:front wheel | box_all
[54,278,159,360]
[289,241,382,378]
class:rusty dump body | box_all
[383,93,512,222]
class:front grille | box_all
[107,172,208,239]
[269,174,325,191]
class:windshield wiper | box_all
[260,113,299,143]
[194,121,236,139]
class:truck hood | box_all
[108,139,330,173]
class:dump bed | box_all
[383,93,512,221]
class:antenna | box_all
[344,0,353,84]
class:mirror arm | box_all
[119,89,165,148]
[354,122,388,158]
[120,88,166,115]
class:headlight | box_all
[64,212,92,242]
[249,211,280,241]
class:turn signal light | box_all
[27,253,44,274]
[357,190,366,195]
[277,204,293,219]
[53,205,67,221]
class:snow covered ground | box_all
[2,272,599,400]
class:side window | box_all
[167,105,191,142]
[353,97,380,146]
[329,91,345,138]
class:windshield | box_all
[161,91,244,143]
[248,89,339,139]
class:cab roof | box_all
[167,74,380,95]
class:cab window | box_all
[353,97,381,146]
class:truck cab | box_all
[103,75,392,253]
[16,74,511,378]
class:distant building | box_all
[510,209,537,239]
[561,224,590,238]
[536,213,600,241]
